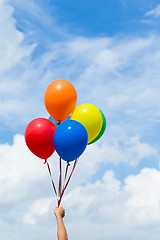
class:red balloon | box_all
[25,118,56,159]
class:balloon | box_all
[70,103,102,143]
[48,115,70,128]
[44,79,77,121]
[54,120,88,162]
[25,118,56,159]
[88,110,106,145]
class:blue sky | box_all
[1,0,160,239]
[11,0,160,37]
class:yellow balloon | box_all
[70,103,102,143]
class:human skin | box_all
[54,207,68,240]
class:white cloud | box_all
[0,0,36,126]
[63,168,160,240]
[7,0,69,39]
[0,131,157,231]
[0,1,34,74]
[125,168,160,209]
[0,133,157,206]
[20,168,160,240]
[0,134,49,203]
[145,5,160,18]
[23,197,53,225]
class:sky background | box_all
[1,0,160,239]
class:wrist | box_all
[55,214,62,219]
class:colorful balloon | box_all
[54,120,88,162]
[44,79,77,121]
[48,115,70,128]
[88,110,106,145]
[25,118,56,159]
[70,103,102,143]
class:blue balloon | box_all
[54,120,88,162]
[49,115,70,128]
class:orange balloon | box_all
[44,79,77,121]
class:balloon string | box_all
[63,162,70,187]
[58,158,78,207]
[56,119,62,198]
[58,157,62,198]
[57,121,61,125]
[44,159,57,197]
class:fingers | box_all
[54,206,65,218]
[59,206,65,218]
[62,209,65,218]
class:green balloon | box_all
[88,110,106,145]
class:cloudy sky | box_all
[1,0,160,239]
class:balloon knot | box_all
[43,159,47,164]
[67,162,70,166]
[57,121,61,125]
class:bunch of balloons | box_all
[25,79,106,206]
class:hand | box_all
[54,206,65,218]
